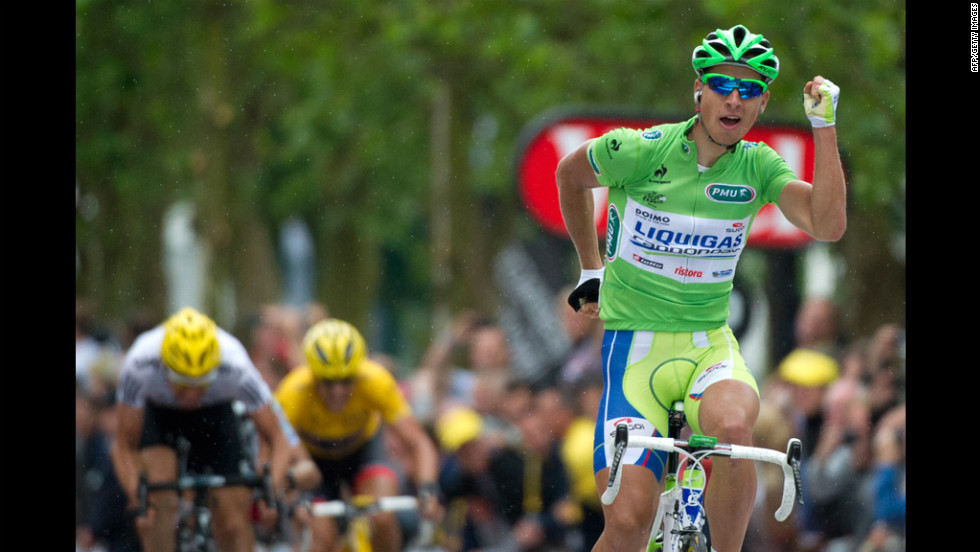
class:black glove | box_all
[567,268,604,312]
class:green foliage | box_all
[77,0,905,342]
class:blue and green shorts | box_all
[592,325,759,480]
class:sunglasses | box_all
[166,368,217,388]
[316,377,357,388]
[701,73,768,99]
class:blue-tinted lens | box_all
[705,75,765,99]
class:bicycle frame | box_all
[647,402,708,552]
[601,401,803,552]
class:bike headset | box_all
[303,318,366,381]
[691,24,779,149]
[161,307,222,385]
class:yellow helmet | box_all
[778,348,839,388]
[160,307,221,382]
[303,318,366,380]
[435,407,484,453]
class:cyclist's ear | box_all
[758,90,770,115]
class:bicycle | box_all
[307,493,438,552]
[602,400,803,552]
[137,436,277,552]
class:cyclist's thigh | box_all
[209,485,255,520]
[681,325,759,436]
[313,444,371,501]
[352,432,400,496]
[594,329,676,481]
[140,446,179,484]
[186,403,252,476]
[594,327,758,480]
[139,401,250,477]
[139,403,180,481]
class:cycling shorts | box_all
[592,326,758,480]
[140,401,251,477]
[312,430,399,501]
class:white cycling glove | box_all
[567,267,604,312]
[803,79,840,128]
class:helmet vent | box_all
[732,26,747,44]
[713,43,732,59]
[314,342,329,364]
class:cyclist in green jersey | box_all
[556,24,846,552]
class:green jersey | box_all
[588,116,797,331]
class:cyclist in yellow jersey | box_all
[557,24,846,552]
[275,318,443,552]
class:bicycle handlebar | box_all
[310,495,420,518]
[600,425,804,522]
[137,463,276,517]
[310,495,436,550]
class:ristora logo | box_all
[705,183,756,204]
[606,204,621,260]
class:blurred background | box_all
[75,0,904,384]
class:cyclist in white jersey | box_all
[110,307,294,552]
[557,24,846,552]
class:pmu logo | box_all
[705,183,756,204]
[642,129,663,140]
[606,204,621,261]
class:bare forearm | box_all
[411,437,441,485]
[252,405,295,492]
[557,154,604,270]
[809,126,847,241]
[110,440,142,507]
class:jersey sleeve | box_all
[115,357,146,408]
[755,141,798,204]
[587,127,644,188]
[273,366,306,421]
[364,362,412,424]
[218,331,274,413]
[115,329,162,409]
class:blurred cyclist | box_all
[275,318,443,552]
[110,307,293,552]
[557,24,846,552]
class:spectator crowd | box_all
[76,293,905,552]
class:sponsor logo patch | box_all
[606,204,621,260]
[705,183,756,204]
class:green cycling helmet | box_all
[692,24,779,84]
